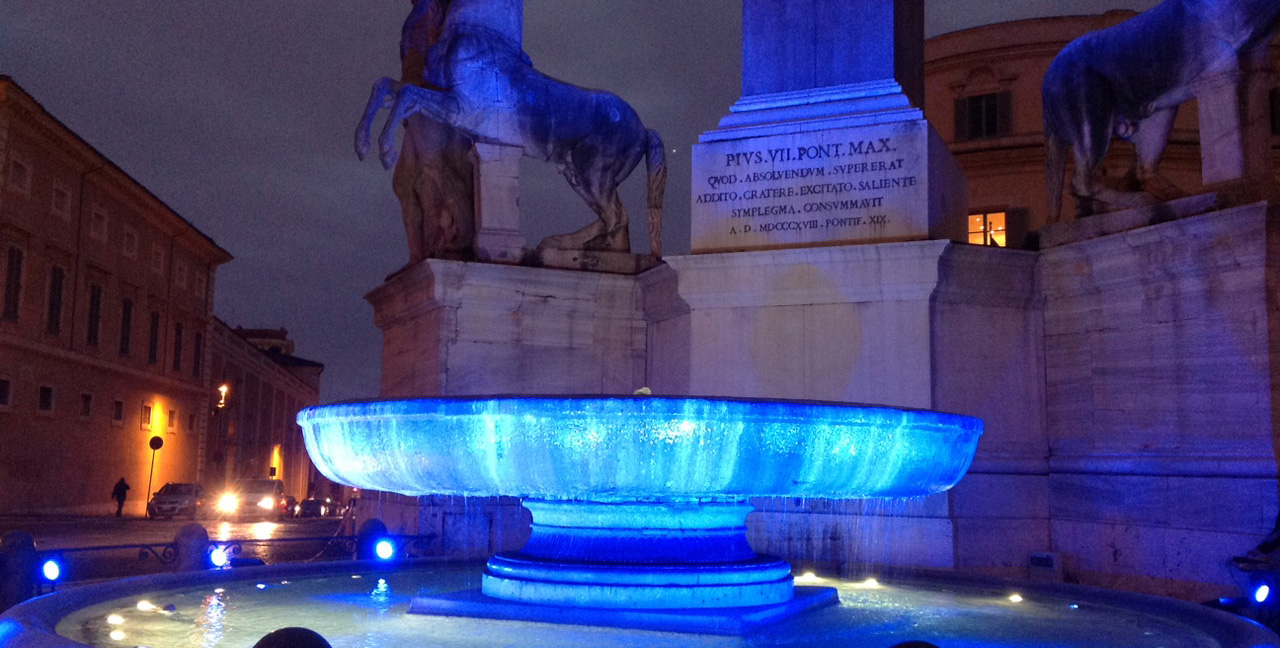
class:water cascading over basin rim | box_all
[298,396,982,629]
[298,395,984,501]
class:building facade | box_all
[205,321,325,503]
[0,77,326,515]
[922,11,1279,248]
[0,76,232,515]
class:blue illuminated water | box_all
[298,396,983,501]
[49,564,1237,647]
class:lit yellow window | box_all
[968,212,1006,247]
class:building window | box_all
[50,183,73,220]
[46,266,66,335]
[89,207,109,243]
[37,385,54,412]
[1270,88,1280,137]
[112,399,125,424]
[147,311,161,365]
[0,378,10,408]
[968,212,1007,247]
[151,243,166,275]
[175,261,187,290]
[954,91,1012,141]
[193,332,204,378]
[122,228,138,259]
[172,321,184,372]
[140,404,152,430]
[167,409,176,431]
[187,412,195,432]
[7,158,31,195]
[119,298,134,356]
[80,393,93,418]
[87,284,103,347]
[194,271,207,298]
[2,247,21,323]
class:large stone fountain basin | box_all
[298,396,983,501]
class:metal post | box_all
[146,436,164,514]
[146,449,156,509]
[0,531,37,612]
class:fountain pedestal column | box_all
[410,498,839,634]
[482,500,796,609]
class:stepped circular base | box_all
[478,500,795,609]
[482,554,795,609]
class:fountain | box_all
[3,396,1278,646]
[298,396,982,633]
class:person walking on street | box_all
[111,478,130,518]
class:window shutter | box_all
[997,90,1014,136]
[954,97,969,142]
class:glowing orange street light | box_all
[217,384,229,409]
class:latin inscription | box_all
[691,124,927,251]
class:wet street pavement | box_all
[0,516,346,583]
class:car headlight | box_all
[217,494,239,513]
[257,496,275,510]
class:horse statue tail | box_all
[645,129,668,258]
[1045,128,1068,225]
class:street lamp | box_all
[216,383,229,409]
[146,435,164,510]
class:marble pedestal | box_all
[366,258,647,398]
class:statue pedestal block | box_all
[366,258,646,399]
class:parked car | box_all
[214,479,291,520]
[146,483,205,520]
[295,496,341,518]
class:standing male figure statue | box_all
[358,0,476,263]
[1043,0,1280,222]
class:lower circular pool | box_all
[3,560,1274,647]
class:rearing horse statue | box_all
[356,0,667,257]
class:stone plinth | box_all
[642,242,1045,575]
[366,258,646,398]
[1038,202,1279,600]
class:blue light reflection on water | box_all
[298,397,982,501]
[51,566,1231,648]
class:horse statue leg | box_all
[1129,107,1184,202]
[356,77,399,161]
[378,84,462,169]
[541,161,629,252]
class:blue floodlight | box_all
[209,546,230,569]
[40,559,61,582]
[1255,584,1271,604]
[374,539,395,561]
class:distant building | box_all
[923,11,1278,248]
[0,76,232,514]
[205,321,326,502]
[0,76,326,515]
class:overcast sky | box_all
[0,1,1159,402]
